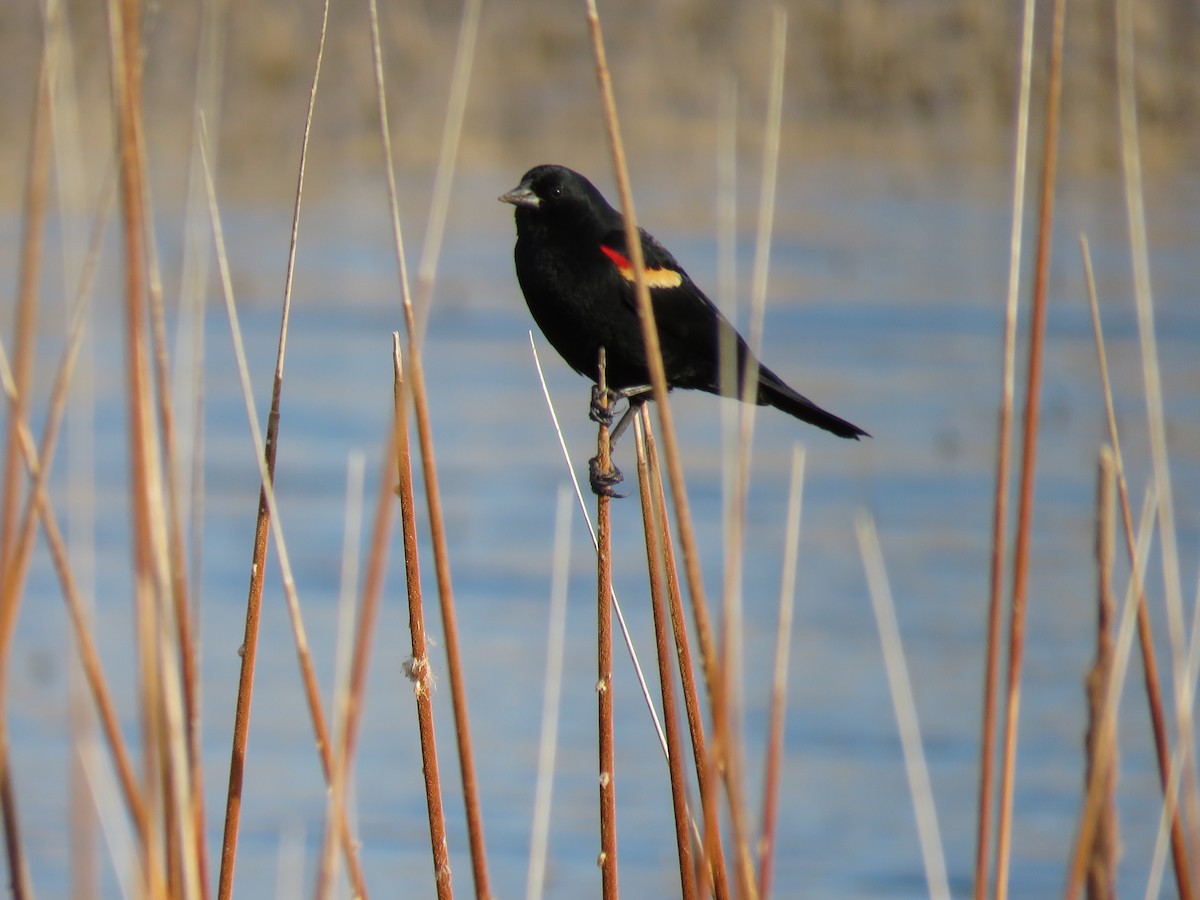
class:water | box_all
[3,160,1199,897]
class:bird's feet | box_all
[589,384,619,427]
[589,456,625,498]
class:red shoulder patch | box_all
[600,244,683,289]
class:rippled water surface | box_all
[4,160,1199,897]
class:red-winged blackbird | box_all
[500,164,868,493]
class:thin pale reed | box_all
[856,512,951,900]
[1116,0,1199,859]
[526,486,574,900]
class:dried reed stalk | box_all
[0,3,51,581]
[2,326,161,900]
[368,0,491,892]
[200,126,368,900]
[595,351,620,898]
[1065,488,1159,896]
[992,0,1067,894]
[1080,235,1191,896]
[392,338,452,897]
[1081,450,1118,900]
[973,0,1037,895]
[213,0,333,890]
[0,46,47,583]
[1115,0,1200,869]
[633,414,696,900]
[529,337,672,761]
[144,136,207,900]
[583,2,751,894]
[642,409,730,900]
[108,0,173,891]
[0,129,161,884]
[309,372,412,900]
[0,34,54,900]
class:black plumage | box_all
[500,164,868,445]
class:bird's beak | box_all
[499,184,539,209]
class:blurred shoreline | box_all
[1,0,1197,209]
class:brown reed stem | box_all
[633,414,695,900]
[401,95,489,900]
[214,0,337,894]
[1065,487,1158,897]
[1080,236,1192,898]
[199,134,368,900]
[974,0,1037,895]
[317,338,431,900]
[0,29,49,585]
[176,27,226,887]
[528,337,673,770]
[0,39,52,900]
[595,350,620,898]
[581,6,716,693]
[1080,450,1118,900]
[109,0,171,890]
[584,3,741,894]
[391,337,452,897]
[993,0,1067,894]
[369,0,490,891]
[643,410,730,900]
[215,442,273,899]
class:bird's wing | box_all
[599,226,748,382]
[597,227,735,344]
[598,228,687,290]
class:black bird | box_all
[500,164,867,494]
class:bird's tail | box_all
[757,367,869,440]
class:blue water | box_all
[3,160,1199,897]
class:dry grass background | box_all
[0,0,1196,208]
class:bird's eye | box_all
[548,185,563,199]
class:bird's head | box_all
[499,165,617,235]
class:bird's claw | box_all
[589,384,619,426]
[588,456,626,498]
